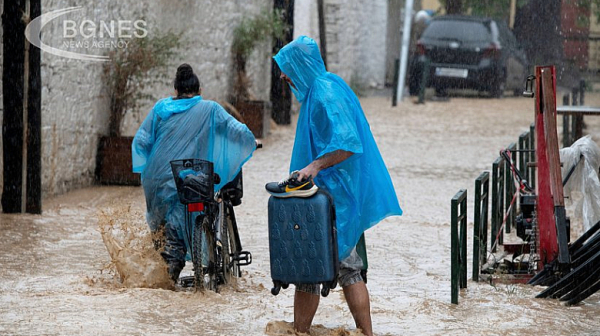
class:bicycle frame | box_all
[181,188,251,292]
[172,144,260,291]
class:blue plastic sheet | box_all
[132,96,256,255]
[274,36,403,259]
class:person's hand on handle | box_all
[296,150,353,182]
[297,162,320,182]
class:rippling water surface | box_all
[2,93,600,335]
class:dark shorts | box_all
[295,247,364,295]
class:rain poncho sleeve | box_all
[275,36,402,260]
[132,109,157,174]
[311,96,363,159]
[131,97,255,253]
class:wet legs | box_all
[343,281,373,336]
[293,290,319,333]
[293,281,373,336]
[159,221,186,282]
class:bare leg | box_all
[294,290,320,333]
[343,281,373,336]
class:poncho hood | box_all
[153,95,203,120]
[273,35,326,102]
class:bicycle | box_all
[170,158,253,292]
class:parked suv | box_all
[408,15,528,98]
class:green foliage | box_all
[231,9,289,102]
[439,0,528,21]
[232,9,288,59]
[440,0,600,25]
[469,0,528,21]
[103,31,181,136]
[572,0,600,24]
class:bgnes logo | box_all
[25,7,148,62]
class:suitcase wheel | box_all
[271,281,282,296]
[282,283,289,289]
[321,286,330,297]
[271,286,280,296]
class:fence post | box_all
[505,143,517,234]
[417,57,430,104]
[573,87,584,142]
[473,172,489,281]
[451,189,468,304]
[491,156,505,251]
[518,131,529,183]
[562,94,570,147]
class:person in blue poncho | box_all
[132,64,256,282]
[271,36,402,336]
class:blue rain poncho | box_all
[274,36,402,260]
[132,96,256,252]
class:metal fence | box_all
[450,125,536,304]
[473,172,489,282]
[451,189,467,305]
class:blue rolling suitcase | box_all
[268,190,339,297]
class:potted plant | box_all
[231,9,288,138]
[96,32,180,185]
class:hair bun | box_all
[176,63,194,81]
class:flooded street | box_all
[2,92,600,335]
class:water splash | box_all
[265,320,366,336]
[97,203,173,290]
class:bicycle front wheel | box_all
[226,205,243,279]
[221,209,238,284]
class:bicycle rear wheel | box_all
[203,214,218,291]
[192,214,207,291]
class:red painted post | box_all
[534,66,559,267]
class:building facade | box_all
[0,0,395,208]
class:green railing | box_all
[473,172,490,282]
[504,143,517,234]
[491,156,505,251]
[561,84,585,148]
[518,132,530,185]
[451,189,468,304]
[529,123,536,188]
[450,125,536,303]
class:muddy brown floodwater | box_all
[2,91,600,336]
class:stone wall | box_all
[1,0,393,203]
[294,0,388,88]
[37,0,271,197]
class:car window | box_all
[496,21,517,48]
[421,20,492,43]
